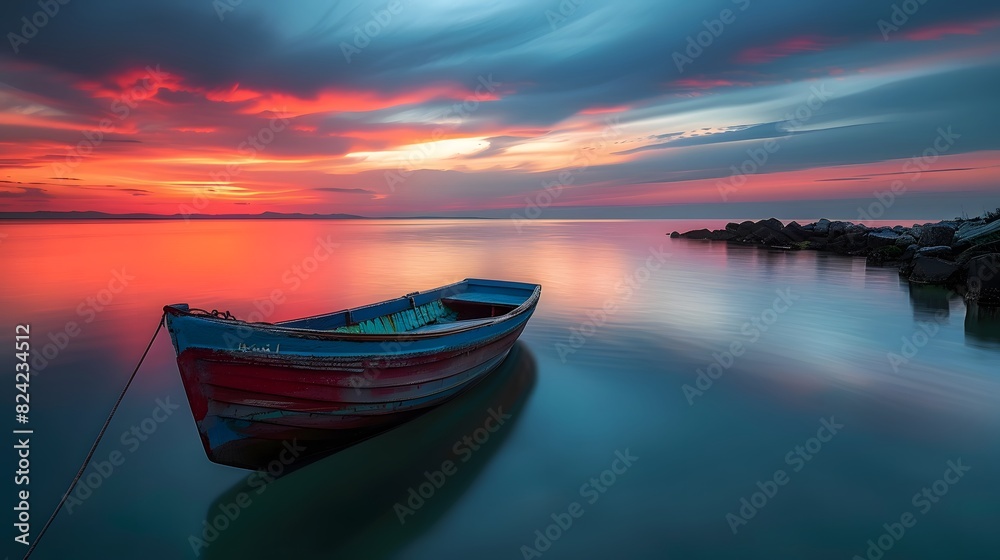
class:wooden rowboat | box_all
[163,278,540,470]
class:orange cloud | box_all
[208,83,501,117]
[579,104,630,115]
[736,36,831,64]
[75,65,187,100]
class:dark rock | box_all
[680,229,737,241]
[951,239,973,253]
[735,221,757,237]
[829,221,848,237]
[679,229,712,239]
[708,230,738,241]
[867,231,900,248]
[828,232,867,254]
[894,234,917,248]
[966,254,1000,306]
[725,222,741,233]
[918,224,955,247]
[808,238,829,250]
[900,244,920,276]
[669,231,679,238]
[955,219,1000,247]
[956,240,1000,266]
[681,229,714,239]
[827,237,849,253]
[909,256,960,284]
[814,219,831,235]
[781,222,810,243]
[758,218,785,232]
[915,246,953,259]
[867,245,903,266]
[848,233,870,253]
[749,227,793,246]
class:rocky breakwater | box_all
[670,216,1000,305]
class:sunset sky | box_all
[1,0,998,218]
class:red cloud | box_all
[579,104,630,115]
[736,36,830,64]
[671,77,751,90]
[207,83,501,117]
[75,65,186,100]
[903,19,1000,41]
[72,65,504,118]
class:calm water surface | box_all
[2,219,998,560]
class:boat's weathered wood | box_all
[163,278,541,470]
[330,299,454,334]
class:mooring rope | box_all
[23,312,166,560]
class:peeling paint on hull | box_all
[163,278,540,470]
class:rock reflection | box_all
[907,283,955,321]
[965,304,1000,348]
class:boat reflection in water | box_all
[198,342,537,559]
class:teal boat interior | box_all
[275,278,540,335]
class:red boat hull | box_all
[175,325,526,469]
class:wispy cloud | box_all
[0,0,997,216]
